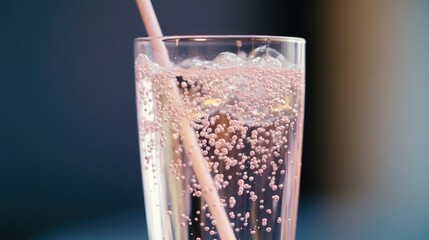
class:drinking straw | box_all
[135,1,236,239]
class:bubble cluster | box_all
[135,50,304,239]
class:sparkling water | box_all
[135,52,305,240]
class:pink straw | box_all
[135,1,236,239]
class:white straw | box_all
[135,1,236,239]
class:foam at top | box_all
[135,50,304,124]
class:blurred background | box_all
[1,0,428,239]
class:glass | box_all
[134,35,305,240]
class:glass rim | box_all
[134,35,306,44]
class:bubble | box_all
[210,52,245,69]
[229,197,237,208]
[248,46,294,69]
[180,81,188,88]
[227,126,235,133]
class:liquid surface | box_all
[135,52,304,240]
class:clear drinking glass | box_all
[134,35,305,240]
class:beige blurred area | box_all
[321,0,406,196]
[316,0,429,239]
